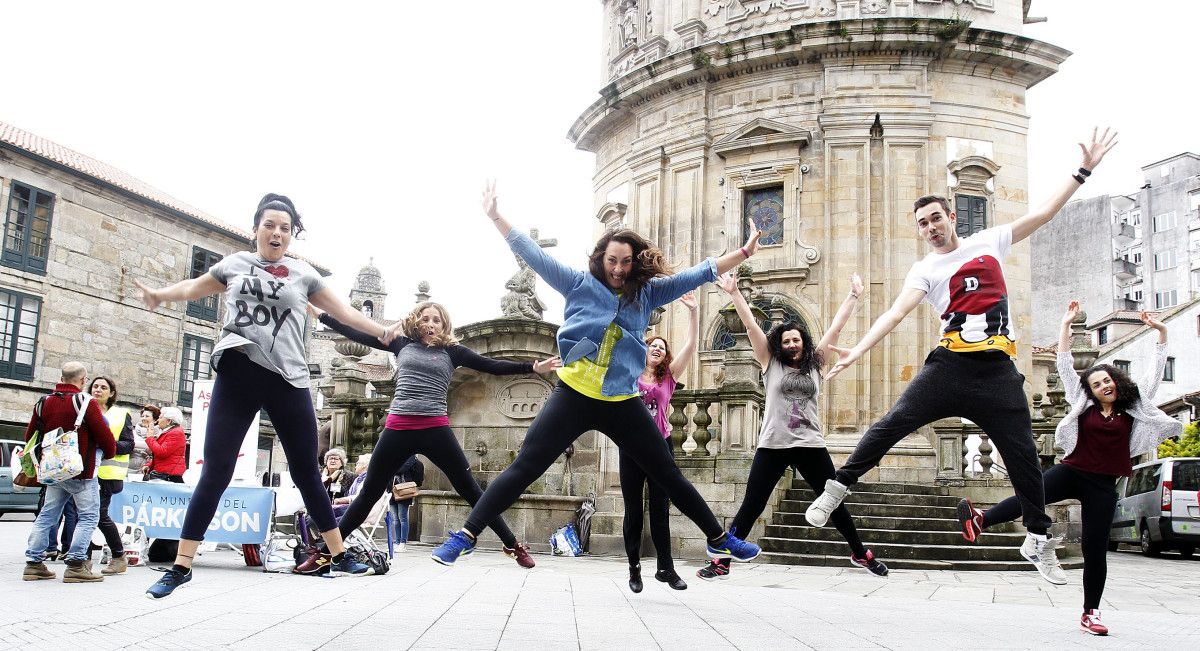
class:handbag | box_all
[391,481,418,501]
[37,393,92,484]
[9,444,41,490]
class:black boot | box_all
[655,568,687,590]
[628,564,643,593]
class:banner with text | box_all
[184,379,260,485]
[109,482,274,544]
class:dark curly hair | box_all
[588,229,671,305]
[767,321,821,375]
[253,193,306,237]
[1080,364,1140,413]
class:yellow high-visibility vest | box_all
[97,406,131,480]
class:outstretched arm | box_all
[134,275,225,312]
[1137,310,1169,398]
[716,272,771,369]
[715,219,764,275]
[1011,128,1119,244]
[450,345,562,376]
[309,288,396,346]
[311,304,402,354]
[485,181,581,296]
[825,286,926,381]
[1056,301,1086,406]
[815,274,864,373]
[668,293,700,377]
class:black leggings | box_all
[983,463,1118,611]
[836,348,1051,534]
[465,381,723,540]
[181,351,336,541]
[337,425,518,547]
[733,446,866,557]
[97,480,123,554]
[619,436,675,570]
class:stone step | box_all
[759,537,1078,562]
[770,512,1022,534]
[778,499,958,519]
[756,551,1084,572]
[762,524,1024,547]
[784,489,962,508]
[789,480,950,497]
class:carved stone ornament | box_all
[501,256,545,320]
[495,378,553,420]
[619,0,639,47]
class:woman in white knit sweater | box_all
[957,300,1182,636]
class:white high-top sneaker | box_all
[1020,532,1067,585]
[804,479,850,527]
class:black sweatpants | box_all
[465,381,724,540]
[984,463,1118,610]
[836,347,1051,534]
[337,425,518,547]
[97,480,123,554]
[181,351,337,541]
[733,446,866,557]
[619,436,675,570]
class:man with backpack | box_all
[21,362,116,583]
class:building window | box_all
[178,335,213,405]
[954,194,987,238]
[1164,357,1175,382]
[1155,290,1179,310]
[1153,211,1177,233]
[0,289,41,381]
[743,186,784,246]
[2,181,54,275]
[186,247,223,321]
[307,363,322,378]
[362,300,374,318]
[1113,359,1131,374]
[1132,248,1143,265]
[1190,192,1200,212]
[1154,250,1177,271]
[712,297,804,351]
[1130,210,1142,226]
[1097,326,1108,346]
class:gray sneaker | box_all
[1020,533,1067,585]
[804,479,850,528]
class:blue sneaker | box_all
[330,551,373,577]
[706,531,760,562]
[145,568,191,599]
[431,530,476,566]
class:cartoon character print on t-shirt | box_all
[233,264,294,352]
[780,370,819,433]
[940,254,1012,351]
[641,392,659,420]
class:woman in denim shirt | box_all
[433,182,764,566]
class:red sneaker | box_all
[957,498,984,543]
[504,542,536,569]
[1080,609,1108,636]
[293,547,332,575]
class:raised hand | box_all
[1062,300,1080,326]
[850,273,864,298]
[481,179,501,221]
[1079,127,1118,171]
[679,291,698,311]
[716,271,738,295]
[824,345,861,381]
[743,218,763,257]
[1139,310,1166,332]
[134,279,162,312]
[533,356,563,374]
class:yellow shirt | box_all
[556,322,638,401]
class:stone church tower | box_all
[349,258,387,321]
[571,1,1066,471]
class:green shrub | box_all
[1158,421,1200,458]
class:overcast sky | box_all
[1,1,1195,327]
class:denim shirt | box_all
[507,229,717,397]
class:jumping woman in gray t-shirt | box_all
[135,193,393,598]
[696,270,889,580]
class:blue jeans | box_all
[389,501,410,543]
[46,498,78,553]
[27,479,100,563]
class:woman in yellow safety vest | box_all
[90,376,134,575]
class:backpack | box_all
[344,528,389,575]
[36,392,92,484]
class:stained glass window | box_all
[743,186,784,246]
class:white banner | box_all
[183,380,260,485]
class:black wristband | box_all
[1078,167,1092,177]
[1072,173,1085,184]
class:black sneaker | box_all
[850,549,888,577]
[655,569,687,590]
[696,559,731,581]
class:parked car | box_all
[1111,457,1200,557]
[0,439,41,517]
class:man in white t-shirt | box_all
[803,128,1118,585]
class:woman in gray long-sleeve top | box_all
[311,301,560,568]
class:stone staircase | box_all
[757,480,1082,571]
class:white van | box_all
[1110,457,1200,557]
